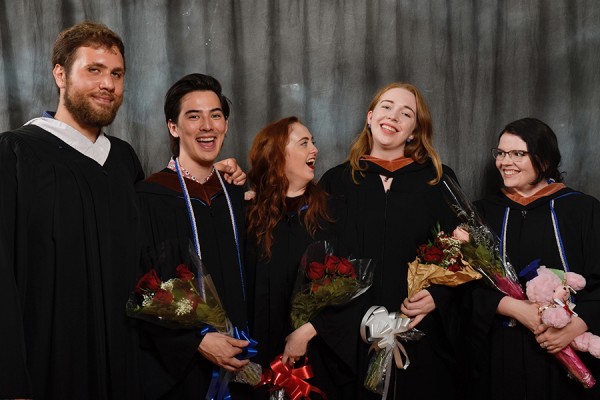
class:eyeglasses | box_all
[491,148,529,161]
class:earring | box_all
[406,137,412,144]
[368,124,371,129]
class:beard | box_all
[63,81,123,129]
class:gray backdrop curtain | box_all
[1,0,599,200]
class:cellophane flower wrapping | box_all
[251,241,373,398]
[439,176,526,300]
[127,243,262,387]
[126,245,229,330]
[439,175,595,389]
[289,240,375,330]
[362,308,426,396]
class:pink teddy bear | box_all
[525,266,600,357]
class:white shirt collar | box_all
[25,117,111,166]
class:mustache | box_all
[91,90,117,101]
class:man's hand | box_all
[214,158,246,185]
[198,332,250,371]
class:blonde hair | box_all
[346,82,443,184]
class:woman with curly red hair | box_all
[246,116,354,398]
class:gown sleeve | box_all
[572,196,600,335]
[0,134,33,397]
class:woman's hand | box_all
[535,316,588,354]
[198,332,250,371]
[401,289,436,329]
[496,296,541,332]
[282,323,317,367]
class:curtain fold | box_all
[1,0,599,200]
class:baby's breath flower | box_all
[175,298,193,316]
[161,280,174,291]
[142,294,154,307]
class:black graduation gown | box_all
[467,187,600,400]
[319,160,462,400]
[246,198,357,399]
[0,125,144,399]
[135,169,251,399]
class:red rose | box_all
[185,291,200,309]
[307,261,326,281]
[421,245,444,264]
[175,264,195,282]
[153,289,174,304]
[135,269,162,294]
[447,262,461,272]
[323,255,341,274]
[335,258,356,277]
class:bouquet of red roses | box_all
[127,244,262,397]
[254,241,373,399]
[439,175,526,301]
[290,240,375,330]
[407,224,482,297]
[127,262,228,331]
[440,175,595,389]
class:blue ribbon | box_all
[202,325,259,400]
[206,368,232,400]
[519,258,541,281]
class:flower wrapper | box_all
[127,243,259,396]
[126,260,229,331]
[361,306,424,396]
[555,346,596,388]
[439,175,595,388]
[290,240,375,330]
[407,259,482,298]
[232,361,263,386]
[439,175,526,300]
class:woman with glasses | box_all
[467,117,600,400]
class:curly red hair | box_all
[247,116,331,259]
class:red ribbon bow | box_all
[256,355,327,399]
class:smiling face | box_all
[54,45,125,139]
[284,122,318,196]
[367,87,417,159]
[496,132,548,196]
[168,90,228,175]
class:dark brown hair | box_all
[500,117,563,184]
[163,73,230,156]
[52,21,125,73]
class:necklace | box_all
[168,159,214,183]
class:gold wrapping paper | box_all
[407,258,482,298]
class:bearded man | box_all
[0,21,145,399]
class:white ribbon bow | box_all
[360,305,412,370]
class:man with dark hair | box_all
[0,23,244,399]
[135,73,251,399]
